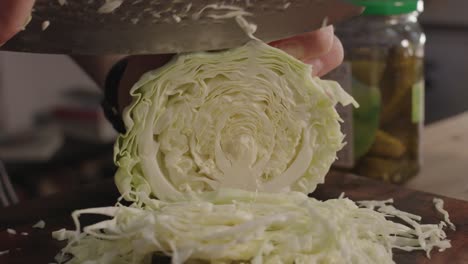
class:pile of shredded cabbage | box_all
[53,41,453,264]
[53,190,452,264]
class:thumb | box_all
[0,0,35,45]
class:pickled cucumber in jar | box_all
[334,0,425,184]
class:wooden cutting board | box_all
[0,172,467,264]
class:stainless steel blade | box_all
[1,0,363,55]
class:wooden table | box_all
[1,173,467,264]
[407,111,468,201]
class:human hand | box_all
[0,0,35,45]
[270,26,343,77]
[116,26,343,112]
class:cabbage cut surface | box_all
[115,41,357,202]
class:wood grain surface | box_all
[0,172,467,264]
[407,111,468,202]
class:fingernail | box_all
[277,43,304,60]
[320,25,334,33]
[22,15,32,31]
[305,59,324,76]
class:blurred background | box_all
[0,49,117,205]
[0,0,467,207]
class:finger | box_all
[269,26,334,61]
[305,36,344,77]
[0,0,35,44]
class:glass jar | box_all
[331,0,426,184]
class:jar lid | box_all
[350,0,422,15]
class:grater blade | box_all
[1,0,363,55]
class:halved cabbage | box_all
[114,41,357,202]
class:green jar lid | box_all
[350,0,420,15]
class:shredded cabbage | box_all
[54,190,451,264]
[433,198,456,231]
[6,228,17,235]
[98,0,124,14]
[114,41,357,202]
[33,219,46,229]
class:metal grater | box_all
[1,0,363,55]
